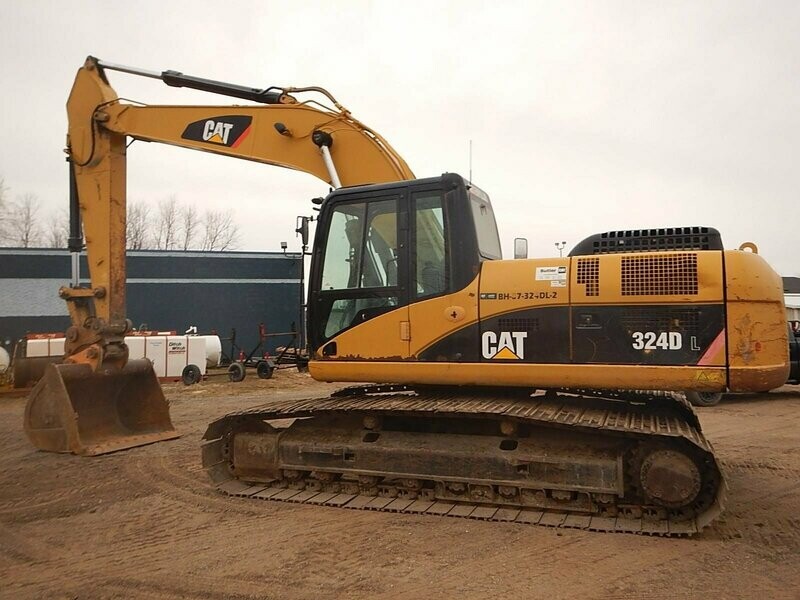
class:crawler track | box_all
[202,389,725,536]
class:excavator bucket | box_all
[23,359,179,456]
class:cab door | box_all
[309,190,411,360]
[408,187,481,362]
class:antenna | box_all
[469,139,473,183]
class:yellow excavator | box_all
[25,57,789,535]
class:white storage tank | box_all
[0,346,9,373]
[18,333,221,381]
[164,336,207,377]
[198,335,222,368]
[24,337,65,358]
[144,336,168,377]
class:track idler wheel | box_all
[638,448,702,509]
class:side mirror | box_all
[514,237,528,260]
[296,216,310,247]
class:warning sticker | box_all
[535,266,567,287]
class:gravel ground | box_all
[1,373,799,599]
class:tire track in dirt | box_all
[121,452,268,516]
[1,504,271,592]
[97,512,418,598]
[0,484,86,516]
[0,520,45,565]
[601,549,799,600]
[722,458,800,477]
[356,520,593,599]
[703,436,800,561]
[54,575,280,600]
[0,471,128,520]
[92,497,214,554]
[100,574,314,600]
[263,516,413,596]
[714,484,800,552]
[0,450,155,522]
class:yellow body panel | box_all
[322,305,410,360]
[570,252,724,305]
[408,277,480,357]
[313,249,789,393]
[479,259,569,317]
[724,250,789,390]
[310,361,727,392]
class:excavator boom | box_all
[24,56,413,456]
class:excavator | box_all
[24,57,789,535]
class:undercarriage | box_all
[202,387,724,536]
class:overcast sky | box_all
[1,0,798,275]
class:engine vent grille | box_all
[498,318,540,332]
[621,253,698,296]
[569,226,723,256]
[577,257,600,297]
[619,307,701,335]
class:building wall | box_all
[783,279,800,323]
[0,248,303,357]
[786,295,800,323]
[783,277,800,294]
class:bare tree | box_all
[127,201,151,250]
[153,196,180,250]
[201,209,239,251]
[180,203,199,250]
[127,197,240,252]
[45,208,70,248]
[8,193,42,248]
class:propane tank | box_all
[0,346,10,373]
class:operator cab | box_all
[308,173,500,353]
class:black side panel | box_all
[480,306,571,363]
[418,306,571,364]
[417,304,726,367]
[572,304,725,365]
[417,323,481,362]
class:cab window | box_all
[318,197,400,340]
[320,199,398,290]
[413,192,447,298]
[469,188,501,260]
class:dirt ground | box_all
[1,373,799,600]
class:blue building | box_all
[0,248,303,357]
